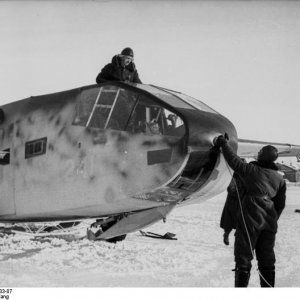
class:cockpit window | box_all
[73,86,138,130]
[106,89,138,130]
[170,91,218,114]
[138,85,218,114]
[73,87,99,127]
[87,86,118,129]
[137,85,195,110]
[126,95,185,137]
[73,85,185,138]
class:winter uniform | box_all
[220,172,244,234]
[96,55,142,84]
[215,137,286,287]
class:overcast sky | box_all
[0,0,299,144]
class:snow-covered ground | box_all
[0,186,299,287]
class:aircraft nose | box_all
[165,112,237,204]
[185,110,238,153]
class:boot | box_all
[259,267,275,287]
[235,267,251,287]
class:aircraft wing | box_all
[238,138,300,159]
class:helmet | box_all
[257,145,278,163]
[121,47,134,57]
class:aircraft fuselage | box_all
[0,83,237,222]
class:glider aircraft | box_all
[0,82,299,241]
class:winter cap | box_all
[258,145,278,163]
[121,47,134,57]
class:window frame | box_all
[72,83,188,138]
[25,137,47,159]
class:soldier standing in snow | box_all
[214,135,286,288]
[96,47,142,84]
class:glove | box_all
[214,135,226,147]
[223,231,230,246]
[213,133,229,148]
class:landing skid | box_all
[0,220,94,238]
[0,204,175,241]
[0,215,127,241]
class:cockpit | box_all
[72,83,218,139]
[72,84,188,139]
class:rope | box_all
[223,157,273,288]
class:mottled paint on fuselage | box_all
[0,86,186,221]
[0,83,238,222]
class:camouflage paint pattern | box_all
[0,83,237,222]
